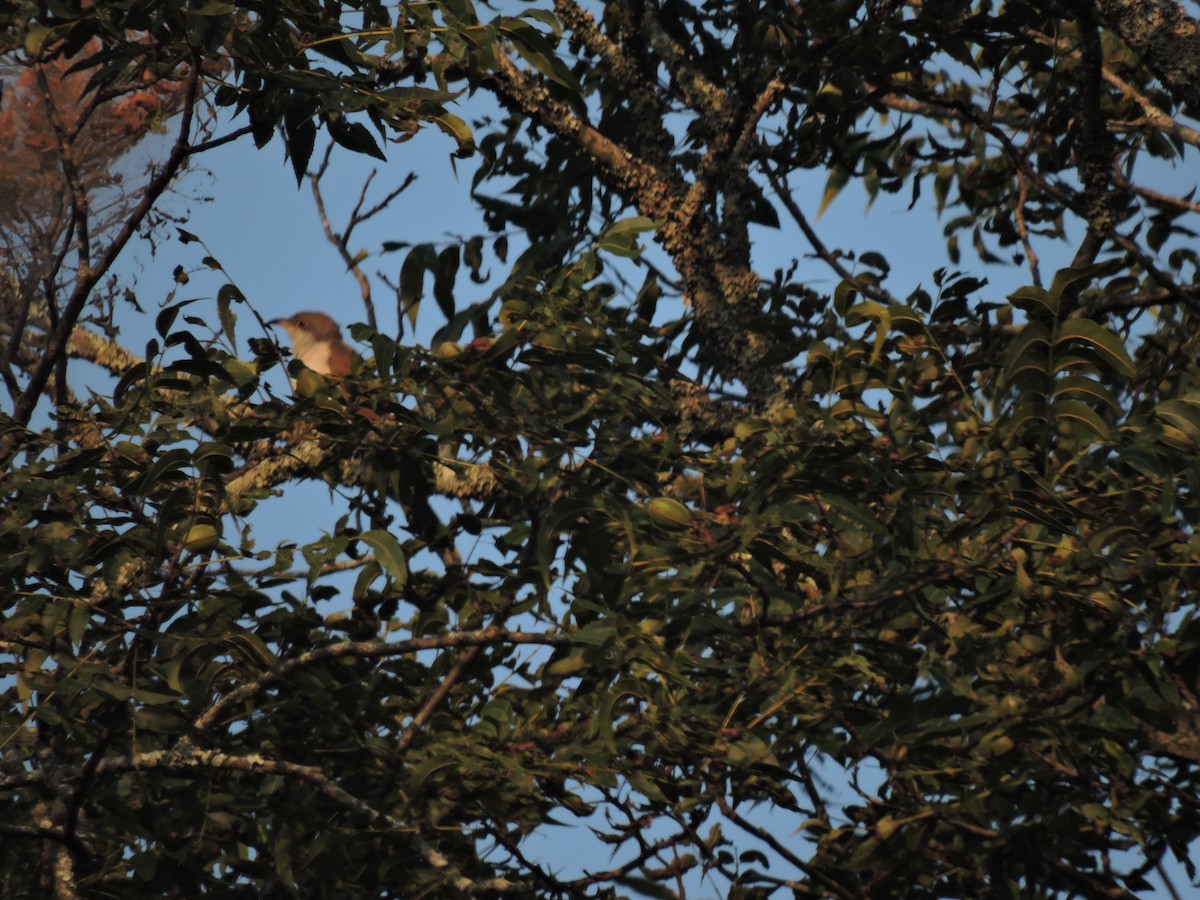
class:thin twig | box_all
[765,164,894,306]
[394,644,481,753]
[8,51,203,435]
[186,627,572,739]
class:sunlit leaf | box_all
[357,530,408,589]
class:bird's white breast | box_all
[297,340,335,376]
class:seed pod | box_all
[646,497,692,530]
[181,522,221,553]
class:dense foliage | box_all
[3,0,1200,896]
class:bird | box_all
[270,311,380,421]
[270,311,355,377]
[272,312,441,545]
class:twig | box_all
[186,627,572,740]
[713,791,863,899]
[765,164,894,306]
[8,51,203,435]
[394,644,481,753]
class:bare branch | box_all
[186,626,572,741]
[8,53,203,434]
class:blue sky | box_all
[117,109,1077,355]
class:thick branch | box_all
[553,0,675,168]
[491,51,770,389]
[10,748,529,894]
[1029,28,1200,148]
[1093,0,1200,114]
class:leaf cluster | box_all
[3,0,1200,896]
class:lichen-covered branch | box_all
[1094,0,1200,113]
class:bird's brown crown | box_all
[275,311,343,341]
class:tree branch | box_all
[186,627,572,741]
[765,164,895,305]
[25,748,530,894]
[1093,0,1200,114]
[8,52,203,434]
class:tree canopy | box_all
[3,0,1200,896]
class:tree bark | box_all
[1093,0,1200,113]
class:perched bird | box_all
[272,311,440,543]
[270,311,379,421]
[270,311,355,377]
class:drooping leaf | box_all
[1056,319,1136,379]
[359,529,409,589]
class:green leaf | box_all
[327,117,386,160]
[24,25,52,56]
[546,655,588,677]
[224,631,280,671]
[190,1,235,14]
[821,494,885,536]
[1051,374,1118,411]
[613,876,677,899]
[887,305,925,330]
[597,216,661,258]
[1008,285,1059,318]
[353,560,383,602]
[464,235,484,280]
[933,165,953,214]
[834,279,858,317]
[537,497,594,585]
[433,111,473,149]
[819,167,850,217]
[726,733,779,768]
[217,288,238,350]
[844,300,888,327]
[1154,399,1200,447]
[860,251,890,274]
[400,244,438,326]
[500,19,582,94]
[359,530,409,589]
[221,358,257,388]
[1049,261,1119,302]
[576,620,618,647]
[845,301,891,363]
[1055,319,1135,379]
[68,604,89,650]
[1115,445,1162,477]
[999,399,1047,445]
[520,8,564,35]
[434,245,460,320]
[1053,399,1111,440]
[284,108,318,186]
[1008,492,1074,533]
[1001,321,1051,384]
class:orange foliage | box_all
[0,39,185,257]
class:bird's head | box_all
[269,311,356,378]
[270,311,343,346]
[268,311,378,416]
